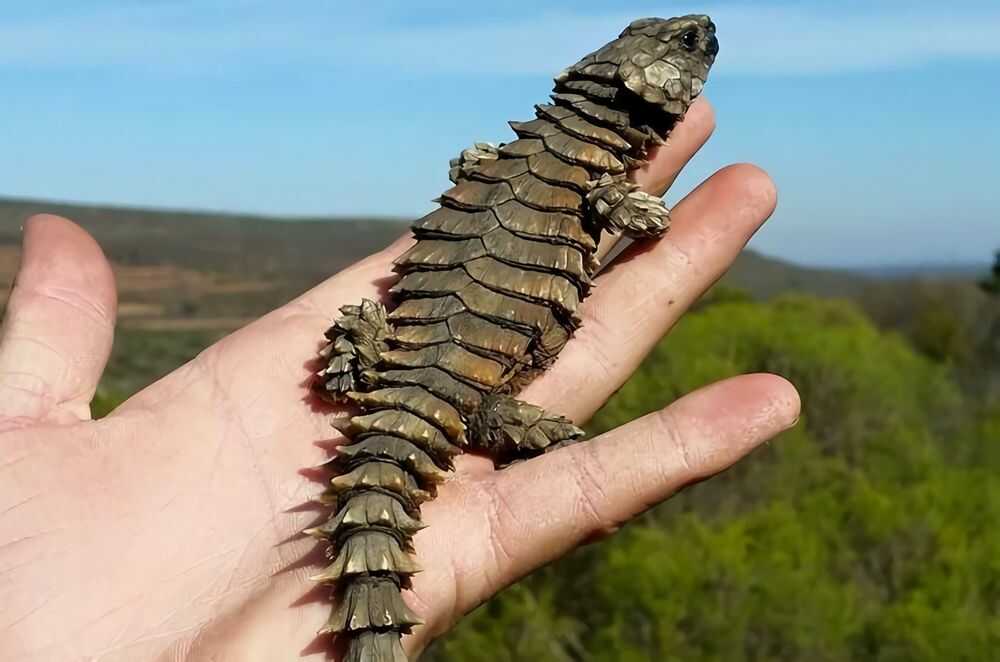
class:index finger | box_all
[593,97,716,263]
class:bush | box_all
[426,295,999,662]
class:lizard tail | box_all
[308,397,461,660]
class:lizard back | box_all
[310,15,718,661]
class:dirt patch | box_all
[113,264,276,295]
[121,317,250,331]
[118,302,167,318]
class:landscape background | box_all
[4,1,1000,659]
[1,196,997,660]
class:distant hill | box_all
[3,195,995,403]
[0,196,407,281]
[0,197,409,326]
[0,196,988,332]
[723,250,873,300]
[857,263,992,280]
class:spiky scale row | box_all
[364,367,483,415]
[309,15,718,662]
[392,313,534,360]
[306,492,424,540]
[345,632,409,662]
[333,436,451,480]
[312,530,421,583]
[348,387,467,442]
[325,577,422,634]
[333,410,462,462]
[414,201,598,252]
[397,226,595,287]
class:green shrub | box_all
[426,295,999,662]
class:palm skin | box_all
[0,99,799,661]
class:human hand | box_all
[0,98,800,661]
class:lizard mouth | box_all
[691,77,705,99]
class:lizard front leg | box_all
[587,173,671,239]
[448,142,501,183]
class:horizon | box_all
[2,194,990,274]
[1,1,998,267]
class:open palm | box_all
[0,99,799,661]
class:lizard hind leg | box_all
[469,393,585,466]
[314,298,390,401]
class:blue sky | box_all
[1,1,998,267]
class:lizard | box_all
[307,14,719,662]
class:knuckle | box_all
[483,482,518,574]
[654,406,698,476]
[567,444,619,537]
[37,286,113,328]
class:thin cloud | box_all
[0,3,998,76]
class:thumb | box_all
[0,215,117,427]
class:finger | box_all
[594,97,716,262]
[473,373,800,603]
[0,215,117,425]
[521,164,778,422]
[633,97,717,197]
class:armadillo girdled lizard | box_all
[308,14,718,661]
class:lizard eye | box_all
[681,30,699,51]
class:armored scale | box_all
[308,15,719,662]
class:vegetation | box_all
[425,292,999,662]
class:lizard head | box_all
[557,15,718,119]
